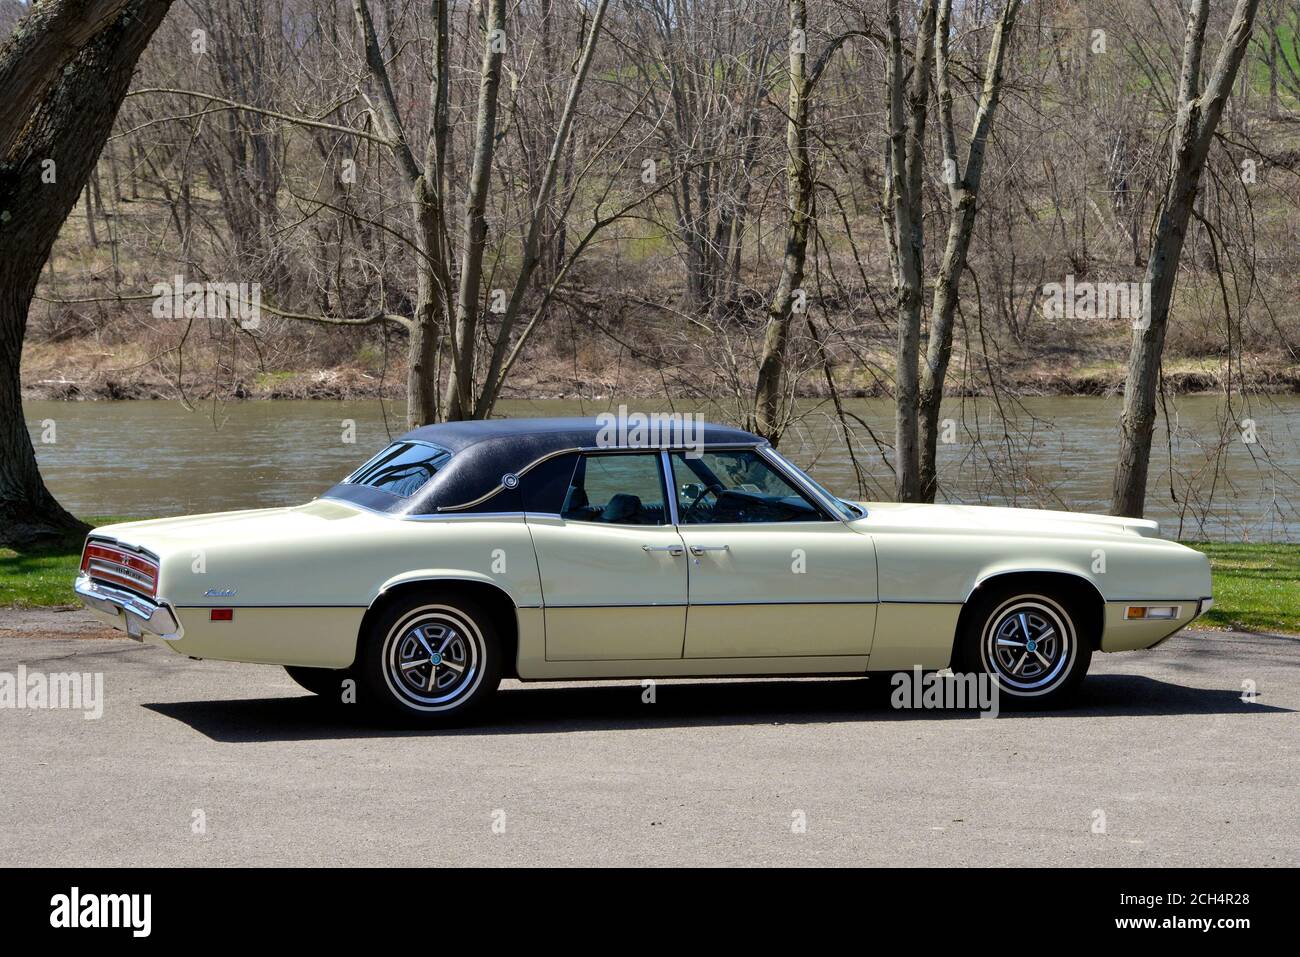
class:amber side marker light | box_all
[1126,605,1179,620]
[210,609,234,622]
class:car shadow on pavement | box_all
[143,673,1291,743]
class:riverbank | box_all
[20,332,1300,402]
[4,526,1296,634]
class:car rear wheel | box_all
[358,592,501,725]
[958,586,1092,707]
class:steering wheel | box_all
[682,482,724,521]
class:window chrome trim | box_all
[333,440,809,519]
[438,443,729,516]
[660,443,840,524]
[547,449,676,528]
[660,450,680,526]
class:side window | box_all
[562,454,669,526]
[671,450,826,524]
[518,452,580,514]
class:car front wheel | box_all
[358,592,501,725]
[958,586,1093,707]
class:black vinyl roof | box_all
[322,416,763,515]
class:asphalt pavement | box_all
[1,608,1296,866]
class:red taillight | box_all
[210,609,233,622]
[81,542,159,598]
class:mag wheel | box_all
[960,587,1092,707]
[359,593,501,725]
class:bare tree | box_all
[752,0,863,443]
[442,0,508,421]
[350,0,457,427]
[882,0,937,502]
[1111,0,1262,518]
[625,0,778,318]
[473,0,613,417]
[916,0,1020,502]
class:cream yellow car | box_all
[75,417,1213,723]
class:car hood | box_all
[850,501,1162,539]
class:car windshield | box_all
[344,441,452,498]
[763,448,861,520]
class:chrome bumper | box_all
[75,574,182,641]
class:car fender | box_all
[965,558,1104,603]
[370,568,533,610]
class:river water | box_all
[23,395,1300,540]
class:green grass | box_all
[253,370,296,389]
[1186,542,1300,635]
[3,522,1297,634]
[0,517,138,608]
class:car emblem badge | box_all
[1025,639,1038,652]
[205,587,237,597]
[429,653,443,665]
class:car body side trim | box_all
[546,602,687,609]
[175,603,370,609]
[879,598,965,605]
[541,599,878,608]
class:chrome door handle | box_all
[689,544,729,555]
[643,544,685,556]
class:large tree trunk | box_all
[884,0,936,503]
[752,0,811,444]
[0,0,172,549]
[1110,0,1261,518]
[444,0,507,422]
[0,0,134,156]
[406,179,443,428]
[917,0,1019,502]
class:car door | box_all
[669,449,877,658]
[526,451,688,660]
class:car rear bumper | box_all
[75,574,183,641]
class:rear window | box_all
[344,441,452,498]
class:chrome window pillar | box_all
[660,450,680,526]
